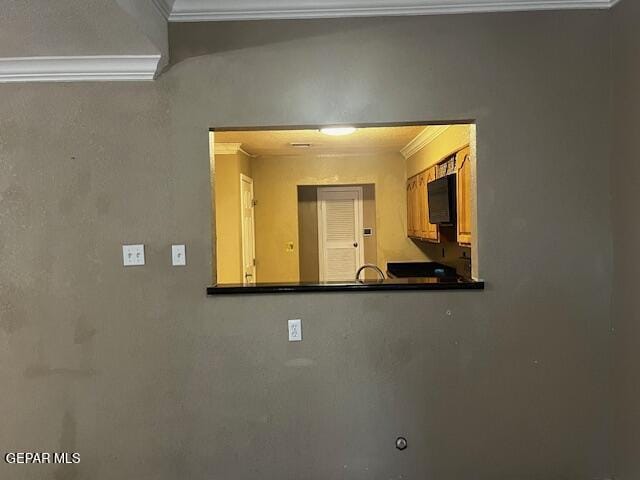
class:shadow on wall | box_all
[168,16,427,67]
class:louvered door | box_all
[317,187,364,281]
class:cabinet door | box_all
[407,178,415,237]
[456,146,472,245]
[411,176,421,238]
[418,173,428,239]
[423,166,440,242]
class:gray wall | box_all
[0,10,613,480]
[0,0,157,57]
[611,0,640,478]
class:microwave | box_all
[427,174,457,225]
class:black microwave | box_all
[427,174,457,225]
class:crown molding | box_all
[214,143,255,157]
[169,0,613,22]
[0,55,161,83]
[401,125,451,159]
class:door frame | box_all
[317,186,365,282]
[240,173,256,284]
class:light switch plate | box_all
[172,244,186,266]
[288,319,302,342]
[122,244,145,266]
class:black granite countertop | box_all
[207,277,484,295]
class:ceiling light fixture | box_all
[320,126,356,136]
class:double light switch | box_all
[122,244,145,266]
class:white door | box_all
[317,186,364,281]
[240,174,256,284]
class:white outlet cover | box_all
[122,244,145,266]
[288,319,302,342]
[172,244,186,266]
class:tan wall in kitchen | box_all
[252,153,429,282]
[406,124,471,177]
[297,186,320,282]
[361,184,378,278]
[214,151,253,283]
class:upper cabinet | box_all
[406,145,472,247]
[406,176,417,237]
[419,168,440,242]
[411,176,421,237]
[417,172,428,237]
[456,146,472,246]
[407,167,440,243]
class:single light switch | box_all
[172,244,186,266]
[288,319,302,342]
[122,244,145,266]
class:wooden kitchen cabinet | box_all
[425,166,440,242]
[456,146,472,246]
[407,170,439,243]
[411,177,421,238]
[407,176,416,237]
[407,146,471,245]
[417,173,427,238]
[419,168,439,242]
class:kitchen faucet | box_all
[355,264,385,282]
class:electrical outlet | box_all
[288,319,302,342]
[172,244,186,266]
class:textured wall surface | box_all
[0,10,612,480]
[611,0,640,478]
[0,0,158,57]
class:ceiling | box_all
[215,125,426,157]
[168,0,619,22]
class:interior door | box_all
[317,186,364,282]
[240,174,256,284]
